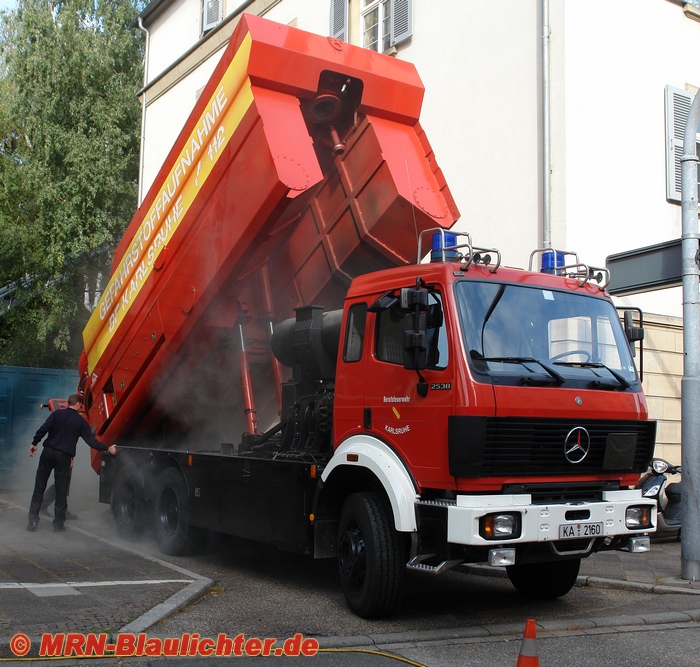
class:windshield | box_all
[454,281,639,388]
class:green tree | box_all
[0,0,144,368]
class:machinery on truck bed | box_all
[79,14,656,618]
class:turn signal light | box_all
[626,505,653,529]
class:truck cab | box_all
[319,231,655,616]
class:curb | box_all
[315,608,700,649]
[579,575,700,596]
[119,578,214,634]
[460,563,700,596]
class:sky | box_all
[0,0,15,11]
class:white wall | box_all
[562,0,700,316]
[147,0,202,83]
[141,55,221,193]
[261,0,330,35]
[401,1,542,270]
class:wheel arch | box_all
[319,435,418,531]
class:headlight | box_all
[479,513,521,540]
[642,482,662,498]
[626,505,653,529]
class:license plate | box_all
[559,522,603,539]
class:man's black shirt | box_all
[32,408,108,456]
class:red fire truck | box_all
[79,14,656,618]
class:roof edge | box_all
[129,0,175,30]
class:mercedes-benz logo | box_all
[564,426,590,464]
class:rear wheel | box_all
[337,492,405,618]
[507,558,581,598]
[152,468,202,555]
[111,464,148,539]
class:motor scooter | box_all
[637,458,682,540]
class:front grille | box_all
[448,416,656,478]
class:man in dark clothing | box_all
[41,476,78,520]
[27,394,116,532]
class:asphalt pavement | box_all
[1,482,699,665]
[0,497,212,660]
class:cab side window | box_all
[376,306,405,364]
[426,292,448,368]
[344,303,367,362]
[375,291,448,368]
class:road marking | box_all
[0,579,193,590]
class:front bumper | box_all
[445,489,656,547]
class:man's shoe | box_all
[53,524,66,533]
[26,521,38,532]
[65,511,78,520]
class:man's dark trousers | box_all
[28,447,71,528]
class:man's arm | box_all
[29,412,55,455]
[32,412,54,445]
[79,419,115,454]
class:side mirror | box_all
[624,310,644,343]
[402,285,429,372]
[401,286,429,310]
[404,311,427,371]
[402,282,430,397]
[617,306,645,382]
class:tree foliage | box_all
[0,0,144,368]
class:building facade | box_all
[133,0,700,463]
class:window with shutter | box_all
[330,0,412,51]
[330,0,348,41]
[390,0,412,46]
[202,0,222,34]
[665,85,700,203]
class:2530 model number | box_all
[559,522,603,539]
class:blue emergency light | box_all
[431,232,459,262]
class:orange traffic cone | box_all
[515,618,539,666]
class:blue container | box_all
[431,232,458,262]
[541,251,565,274]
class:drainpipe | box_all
[680,88,700,582]
[137,17,151,206]
[541,0,551,248]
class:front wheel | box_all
[507,558,581,598]
[337,492,405,618]
[152,468,202,555]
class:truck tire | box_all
[337,492,405,618]
[506,558,581,598]
[111,464,148,539]
[152,468,201,555]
